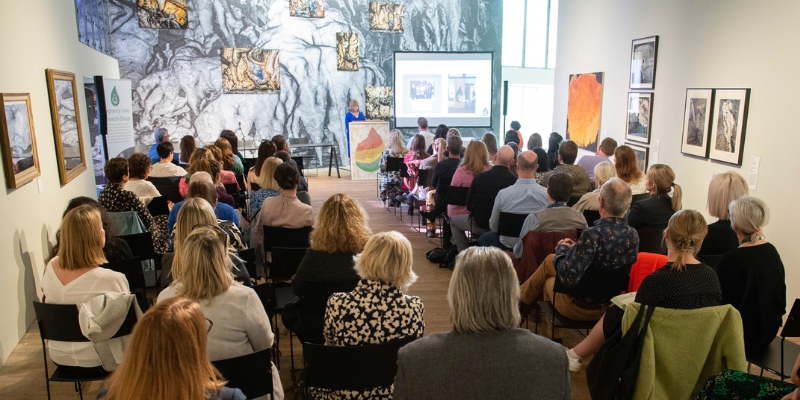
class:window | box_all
[74,0,113,56]
[502,0,559,69]
[505,84,554,146]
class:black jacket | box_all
[627,195,675,230]
[467,165,518,230]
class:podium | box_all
[348,121,389,181]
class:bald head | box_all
[599,177,632,217]
[496,145,514,166]
[516,151,539,178]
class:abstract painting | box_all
[627,143,649,173]
[369,2,404,32]
[625,92,653,144]
[336,33,359,71]
[681,88,714,158]
[221,48,281,93]
[46,69,86,185]
[0,93,40,189]
[566,72,604,153]
[290,0,325,18]
[630,35,658,89]
[137,0,188,29]
[365,86,393,119]
[709,89,751,165]
[349,121,389,180]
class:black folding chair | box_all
[33,301,138,400]
[234,174,246,192]
[284,279,360,345]
[212,349,274,400]
[636,228,667,255]
[252,284,280,369]
[748,299,800,379]
[237,248,258,284]
[379,156,404,205]
[497,212,529,238]
[101,257,148,311]
[583,209,601,226]
[224,183,239,195]
[146,196,170,217]
[119,232,160,290]
[148,176,183,203]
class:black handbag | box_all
[586,304,656,400]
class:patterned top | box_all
[379,149,409,198]
[249,188,281,219]
[99,182,169,254]
[320,279,424,400]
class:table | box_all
[241,142,342,178]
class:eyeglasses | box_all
[192,223,229,247]
[205,318,214,332]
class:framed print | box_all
[627,142,650,173]
[709,89,751,165]
[336,32,359,71]
[566,72,604,153]
[681,88,715,157]
[46,69,87,185]
[0,93,40,189]
[630,35,658,89]
[369,2,404,32]
[625,92,653,144]
[221,48,281,93]
[365,86,393,119]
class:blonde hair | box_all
[448,247,520,334]
[173,226,234,301]
[172,198,217,276]
[646,164,682,211]
[460,141,490,175]
[186,148,208,173]
[254,157,282,190]
[349,99,359,107]
[385,129,408,154]
[707,171,749,220]
[594,161,617,185]
[213,138,235,170]
[354,231,417,290]
[57,205,107,270]
[103,298,226,400]
[729,196,769,244]
[666,210,707,272]
[311,194,371,253]
[434,138,447,162]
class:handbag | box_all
[586,304,656,400]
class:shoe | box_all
[565,348,583,372]
[426,222,437,238]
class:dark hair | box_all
[271,135,287,151]
[186,181,218,205]
[533,148,550,172]
[481,133,498,156]
[547,172,574,202]
[547,132,562,170]
[179,135,196,163]
[105,157,129,183]
[253,140,277,177]
[510,120,521,130]
[447,135,463,156]
[559,140,579,164]
[527,133,543,150]
[274,150,291,163]
[600,137,618,156]
[409,134,427,160]
[188,158,220,184]
[49,197,118,262]
[156,142,174,159]
[434,124,448,139]
[127,153,151,179]
[417,117,429,130]
[219,130,239,154]
[504,130,520,145]
[274,162,299,190]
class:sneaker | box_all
[565,348,583,372]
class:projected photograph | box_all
[709,89,750,165]
[290,0,325,18]
[0,93,40,189]
[402,74,440,113]
[566,72,604,153]
[137,0,188,29]
[365,86,393,119]
[336,32,359,71]
[369,2,404,32]
[221,48,281,93]
[625,92,653,144]
[630,35,658,89]
[681,88,714,158]
[409,80,435,100]
[448,74,476,114]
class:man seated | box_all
[540,140,593,198]
[479,150,548,250]
[519,177,639,321]
[148,128,170,164]
[512,173,588,259]
[577,137,617,181]
[271,134,298,170]
[149,142,187,178]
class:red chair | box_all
[508,229,581,284]
[628,252,668,292]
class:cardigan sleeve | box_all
[244,288,274,352]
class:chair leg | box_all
[289,331,295,373]
[78,381,84,400]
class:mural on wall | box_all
[137,0,188,29]
[221,48,281,93]
[566,72,604,153]
[369,2,404,32]
[365,86,393,119]
[290,0,325,18]
[336,33,359,71]
[107,0,502,164]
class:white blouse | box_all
[123,180,161,205]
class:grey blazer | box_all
[393,329,570,400]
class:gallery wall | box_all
[108,0,503,163]
[0,0,121,365]
[555,1,800,308]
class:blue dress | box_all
[344,111,365,157]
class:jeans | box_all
[477,231,511,251]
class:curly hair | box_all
[104,157,128,183]
[311,193,371,254]
[127,153,151,179]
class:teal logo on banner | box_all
[110,87,119,107]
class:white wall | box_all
[0,0,119,365]
[555,1,800,308]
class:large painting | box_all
[0,93,40,189]
[566,72,604,153]
[681,88,714,158]
[369,2,404,32]
[137,0,188,29]
[336,33,359,71]
[625,92,653,144]
[365,86,393,119]
[221,48,281,93]
[630,35,658,89]
[290,0,325,18]
[46,69,87,186]
[709,89,751,165]
[349,121,389,180]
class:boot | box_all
[426,221,437,238]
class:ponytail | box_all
[665,210,707,272]
[671,183,682,212]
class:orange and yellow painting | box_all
[566,72,604,153]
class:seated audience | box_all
[274,151,309,192]
[698,171,749,255]
[220,129,245,166]
[41,205,129,368]
[717,196,786,356]
[614,145,647,194]
[507,142,519,176]
[532,147,550,184]
[271,134,298,170]
[547,132,563,171]
[420,135,463,225]
[402,134,428,202]
[628,164,682,229]
[124,153,160,205]
[425,123,448,155]
[150,142,187,177]
[481,132,498,163]
[513,173,588,258]
[205,144,239,189]
[540,140,592,198]
[49,197,132,263]
[394,247,570,400]
[178,134,196,164]
[183,158,236,209]
[249,157,283,218]
[572,161,616,212]
[465,145,518,241]
[148,128,169,164]
[322,231,425,399]
[246,140,276,192]
[566,210,721,372]
[519,178,638,323]
[526,132,543,151]
[420,138,445,171]
[504,129,521,146]
[167,178,240,235]
[577,137,617,181]
[157,227,280,398]
[442,128,465,158]
[98,297,247,400]
[449,141,490,251]
[215,137,244,175]
[255,163,313,258]
[379,129,409,205]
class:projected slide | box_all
[395,52,493,128]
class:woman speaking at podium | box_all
[344,99,365,157]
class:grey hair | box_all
[154,128,169,143]
[448,247,520,334]
[729,196,769,244]
[599,177,632,217]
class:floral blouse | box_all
[379,149,409,193]
[249,188,281,219]
[99,182,169,254]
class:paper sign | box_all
[748,156,760,191]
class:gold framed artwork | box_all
[0,93,40,189]
[336,32,359,71]
[46,69,87,186]
[369,2,404,32]
[221,48,281,93]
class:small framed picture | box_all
[681,89,715,158]
[708,89,751,165]
[625,92,653,144]
[0,93,40,189]
[626,142,650,173]
[630,35,658,89]
[46,69,87,185]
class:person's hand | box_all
[781,388,798,400]
[167,200,174,211]
[558,238,575,247]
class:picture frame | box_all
[680,88,715,158]
[630,35,658,89]
[708,88,751,166]
[46,69,87,186]
[626,142,650,173]
[0,93,40,189]
[625,92,653,144]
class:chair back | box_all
[514,229,580,284]
[583,209,601,226]
[497,212,528,237]
[469,195,495,230]
[237,248,257,281]
[148,176,183,203]
[567,196,581,207]
[147,176,181,186]
[445,186,470,207]
[781,299,800,338]
[263,225,312,280]
[399,161,411,178]
[120,232,158,262]
[631,193,650,204]
[628,252,668,292]
[250,182,262,191]
[252,284,277,320]
[33,300,138,343]
[697,254,724,273]
[146,196,170,216]
[294,279,360,317]
[385,157,403,173]
[224,183,238,195]
[291,156,305,172]
[303,335,418,392]
[101,257,148,311]
[417,168,433,188]
[234,174,246,191]
[212,349,273,400]
[637,229,667,255]
[554,263,631,301]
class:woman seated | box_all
[379,129,409,205]
[533,147,550,185]
[394,247,570,399]
[98,297,247,400]
[255,163,312,258]
[718,196,786,357]
[321,231,424,399]
[572,161,616,212]
[249,157,282,219]
[49,197,132,263]
[288,194,371,343]
[180,148,209,196]
[698,171,749,256]
[157,227,281,399]
[482,132,498,163]
[168,177,240,234]
[247,140,277,192]
[179,134,196,165]
[527,132,543,151]
[205,144,240,189]
[628,164,682,229]
[124,153,160,205]
[220,129,245,166]
[449,141,491,251]
[614,145,647,195]
[215,137,244,175]
[566,210,721,372]
[41,205,129,369]
[274,151,309,193]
